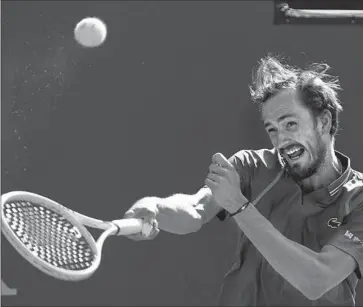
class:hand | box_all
[205,153,248,214]
[123,197,160,241]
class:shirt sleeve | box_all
[326,203,363,279]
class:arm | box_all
[154,187,222,235]
[232,204,358,300]
[134,150,256,235]
[206,153,362,300]
[155,148,256,235]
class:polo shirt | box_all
[216,148,363,306]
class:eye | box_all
[267,127,277,134]
[286,121,297,129]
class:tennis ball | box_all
[74,17,107,48]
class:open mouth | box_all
[284,146,305,161]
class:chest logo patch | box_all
[327,217,341,228]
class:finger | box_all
[209,163,226,175]
[127,219,159,241]
[152,218,158,230]
[147,227,160,240]
[212,153,233,170]
[205,177,217,190]
[144,223,159,240]
[145,220,160,240]
[206,172,221,183]
[142,218,158,236]
[124,207,156,220]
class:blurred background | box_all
[2,1,363,306]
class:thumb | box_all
[212,152,233,169]
[123,209,136,219]
[123,206,157,220]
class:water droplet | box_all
[23,167,27,172]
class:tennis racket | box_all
[1,191,153,281]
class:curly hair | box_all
[249,55,343,137]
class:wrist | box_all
[139,196,162,216]
[226,195,249,214]
[229,201,250,218]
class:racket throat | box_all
[111,223,121,235]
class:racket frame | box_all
[1,191,118,281]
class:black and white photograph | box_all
[2,1,363,306]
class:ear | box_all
[320,109,332,135]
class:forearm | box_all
[232,204,328,300]
[155,194,203,235]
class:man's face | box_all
[261,89,328,181]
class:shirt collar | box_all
[327,151,352,197]
[278,150,352,201]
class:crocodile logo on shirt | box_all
[327,217,341,228]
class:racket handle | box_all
[111,218,152,236]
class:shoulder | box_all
[340,169,363,218]
[228,148,284,188]
[344,170,363,191]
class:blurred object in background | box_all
[274,0,363,25]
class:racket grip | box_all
[111,218,152,236]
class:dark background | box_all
[2,1,363,306]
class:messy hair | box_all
[249,55,343,137]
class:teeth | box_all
[286,147,301,155]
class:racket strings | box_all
[3,201,96,271]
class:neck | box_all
[299,145,342,193]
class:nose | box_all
[275,131,291,150]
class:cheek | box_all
[296,126,317,144]
[267,133,278,148]
[304,134,321,157]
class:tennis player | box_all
[124,56,363,306]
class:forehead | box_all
[261,88,309,122]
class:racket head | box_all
[1,191,104,281]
